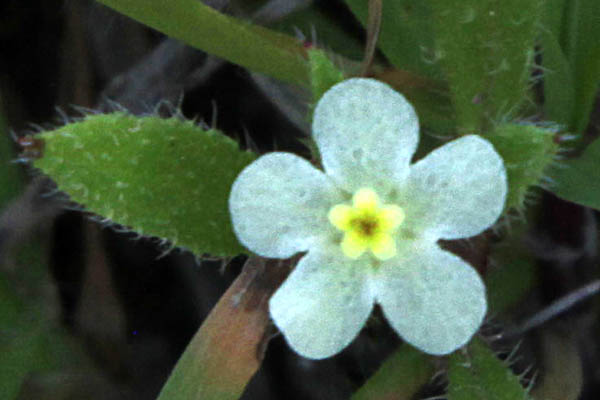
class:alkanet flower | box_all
[229,78,507,359]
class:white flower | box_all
[229,78,507,359]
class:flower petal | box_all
[341,231,369,259]
[379,205,405,231]
[229,152,343,258]
[328,204,353,231]
[404,135,507,240]
[374,242,486,355]
[312,78,419,192]
[269,246,374,359]
[353,187,378,210]
[370,234,396,260]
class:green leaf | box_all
[34,113,257,257]
[95,0,309,86]
[562,0,600,133]
[429,0,543,133]
[544,0,569,40]
[541,27,575,126]
[351,345,433,400]
[548,137,600,210]
[542,0,600,133]
[541,0,573,126]
[486,124,559,210]
[448,339,531,400]
[308,48,346,104]
[157,257,288,400]
[344,0,442,79]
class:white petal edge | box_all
[229,152,342,258]
[404,135,507,241]
[374,242,486,355]
[312,78,419,192]
[269,246,374,359]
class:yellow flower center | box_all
[328,188,405,261]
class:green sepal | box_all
[308,48,345,104]
[34,113,257,257]
[448,339,532,400]
[486,124,559,210]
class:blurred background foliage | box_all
[1,0,600,399]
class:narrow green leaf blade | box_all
[448,339,531,400]
[548,138,600,210]
[34,113,257,257]
[351,345,433,400]
[95,0,309,86]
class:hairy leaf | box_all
[34,113,256,257]
[448,339,531,400]
[429,0,543,133]
[486,124,558,210]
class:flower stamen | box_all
[328,188,404,260]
